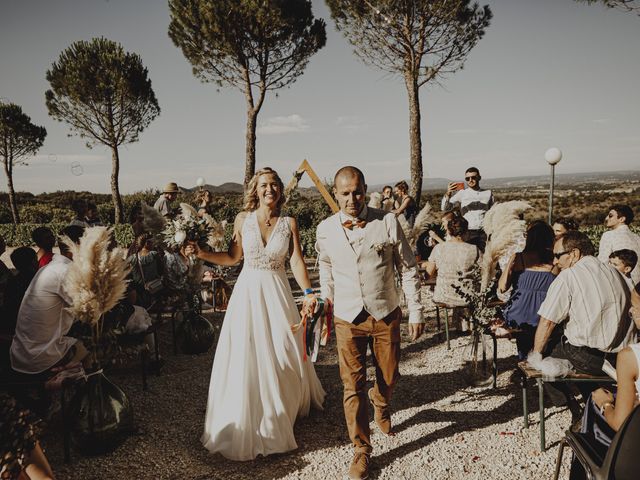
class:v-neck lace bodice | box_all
[242,211,291,271]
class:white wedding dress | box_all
[201,212,325,460]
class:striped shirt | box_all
[538,256,630,352]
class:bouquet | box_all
[163,203,226,250]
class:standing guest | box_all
[10,226,90,375]
[441,166,494,252]
[31,227,55,269]
[392,180,417,227]
[85,201,102,226]
[552,217,579,239]
[129,205,145,238]
[69,199,90,228]
[3,247,39,335]
[196,189,214,217]
[154,182,180,219]
[498,221,556,359]
[381,185,394,212]
[531,231,631,419]
[598,205,640,285]
[609,249,637,290]
[316,166,424,480]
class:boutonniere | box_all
[371,241,391,256]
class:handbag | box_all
[137,254,163,294]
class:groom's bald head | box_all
[334,166,365,186]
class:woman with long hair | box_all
[196,167,325,461]
[498,220,557,359]
[392,180,417,227]
[196,189,214,217]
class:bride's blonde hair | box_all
[243,167,286,212]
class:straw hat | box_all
[163,182,180,193]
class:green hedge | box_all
[0,223,135,248]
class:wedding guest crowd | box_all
[598,204,640,285]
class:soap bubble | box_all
[70,162,84,176]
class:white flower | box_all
[174,230,187,244]
[371,242,390,256]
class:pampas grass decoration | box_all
[180,202,198,219]
[480,201,531,290]
[202,213,227,251]
[62,226,130,326]
[409,202,435,248]
[141,202,165,234]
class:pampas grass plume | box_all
[62,226,130,326]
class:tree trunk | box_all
[3,161,20,224]
[110,146,124,224]
[405,75,423,207]
[244,108,258,191]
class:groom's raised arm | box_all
[315,225,334,303]
[388,215,423,324]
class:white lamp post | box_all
[196,177,206,190]
[545,147,562,224]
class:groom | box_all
[315,166,424,480]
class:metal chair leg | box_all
[538,378,546,451]
[521,371,529,429]
[444,307,450,350]
[553,438,566,480]
[435,305,441,331]
[492,333,498,389]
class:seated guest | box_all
[598,204,640,285]
[196,189,214,217]
[85,201,103,226]
[422,216,480,330]
[572,300,640,478]
[609,249,638,290]
[31,227,55,269]
[127,234,163,308]
[69,199,90,228]
[531,230,632,418]
[499,220,556,359]
[10,226,90,375]
[552,217,579,240]
[3,247,39,335]
[163,242,202,299]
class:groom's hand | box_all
[408,323,425,342]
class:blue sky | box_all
[1,0,639,194]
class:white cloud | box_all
[257,114,310,135]
[336,116,368,132]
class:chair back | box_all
[603,404,640,479]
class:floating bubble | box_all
[48,154,57,163]
[196,177,206,187]
[70,162,84,176]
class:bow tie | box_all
[342,218,367,230]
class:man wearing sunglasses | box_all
[597,205,640,285]
[531,230,631,419]
[441,166,494,252]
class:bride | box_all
[196,167,325,461]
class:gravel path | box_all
[42,283,574,480]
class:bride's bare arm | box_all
[196,212,246,266]
[289,218,313,292]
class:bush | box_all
[0,223,134,248]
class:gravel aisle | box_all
[43,286,573,480]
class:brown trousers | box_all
[335,307,401,453]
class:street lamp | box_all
[196,177,206,190]
[545,147,562,224]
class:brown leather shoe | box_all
[348,452,371,480]
[368,388,393,435]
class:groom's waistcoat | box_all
[315,208,401,322]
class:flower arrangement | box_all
[397,201,436,249]
[163,203,226,250]
[452,266,500,327]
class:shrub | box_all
[19,204,72,224]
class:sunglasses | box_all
[465,176,479,181]
[553,250,572,259]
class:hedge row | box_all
[2,222,638,256]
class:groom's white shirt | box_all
[315,207,423,324]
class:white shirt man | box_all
[597,206,640,285]
[441,168,494,231]
[10,254,77,374]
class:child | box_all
[609,249,637,289]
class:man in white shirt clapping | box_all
[441,166,493,252]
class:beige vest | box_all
[316,208,400,322]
